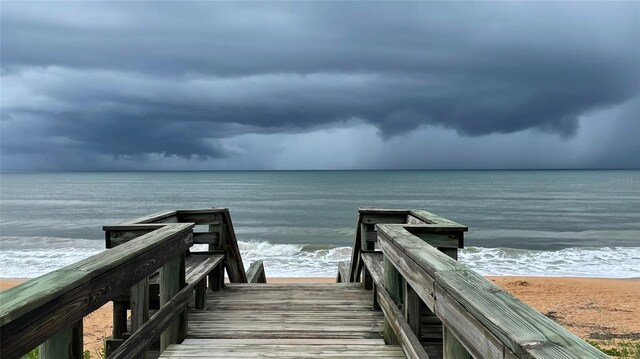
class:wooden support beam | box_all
[40,320,83,359]
[383,256,404,345]
[112,300,127,339]
[443,325,471,359]
[109,281,193,359]
[337,261,350,284]
[377,285,429,359]
[404,283,422,338]
[130,277,149,359]
[246,261,267,283]
[160,255,181,352]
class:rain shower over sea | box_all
[1,170,639,279]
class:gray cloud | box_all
[1,2,639,168]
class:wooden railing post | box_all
[383,256,404,345]
[130,277,149,359]
[208,221,225,289]
[443,326,472,359]
[40,320,83,359]
[160,254,182,352]
[360,224,374,289]
[404,283,422,337]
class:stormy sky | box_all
[1,2,639,170]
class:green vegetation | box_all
[588,340,640,358]
[23,348,99,359]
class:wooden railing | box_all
[0,208,263,359]
[341,207,607,359]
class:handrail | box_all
[104,208,247,283]
[377,223,607,358]
[346,207,467,282]
[246,261,267,283]
[0,223,194,358]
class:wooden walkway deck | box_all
[159,283,406,358]
[0,207,608,359]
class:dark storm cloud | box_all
[1,2,639,167]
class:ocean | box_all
[0,170,638,278]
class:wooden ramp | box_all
[159,283,406,358]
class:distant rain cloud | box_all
[1,2,639,169]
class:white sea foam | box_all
[1,236,639,279]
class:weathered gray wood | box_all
[0,223,194,359]
[160,255,182,352]
[443,325,471,359]
[109,280,194,359]
[112,300,128,339]
[119,210,178,225]
[376,284,429,359]
[104,224,166,248]
[408,210,467,230]
[383,255,404,345]
[246,261,267,283]
[347,212,364,282]
[130,277,149,359]
[377,223,608,359]
[404,283,422,339]
[176,209,224,225]
[195,279,206,310]
[217,208,248,283]
[337,261,350,283]
[360,252,384,287]
[349,208,412,283]
[40,320,83,359]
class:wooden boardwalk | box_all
[159,283,406,358]
[0,207,608,359]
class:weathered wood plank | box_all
[218,208,248,283]
[377,223,608,359]
[376,284,429,359]
[130,277,149,359]
[176,209,224,225]
[0,224,194,359]
[408,210,467,230]
[109,279,194,359]
[443,325,472,359]
[246,261,267,284]
[160,255,182,352]
[360,252,383,287]
[337,261,350,283]
[119,210,178,225]
[347,212,364,282]
[39,320,83,359]
[192,232,220,245]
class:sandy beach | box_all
[2,276,639,356]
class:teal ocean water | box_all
[1,170,639,278]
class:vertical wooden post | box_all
[372,284,380,311]
[130,277,149,359]
[112,300,127,338]
[360,224,374,289]
[195,279,206,309]
[40,320,83,359]
[160,255,181,352]
[442,236,466,358]
[208,222,225,289]
[383,256,404,344]
[178,253,188,342]
[443,326,471,359]
[404,283,422,337]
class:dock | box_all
[0,208,607,358]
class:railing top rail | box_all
[376,223,606,358]
[0,222,194,358]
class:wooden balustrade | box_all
[349,207,607,359]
